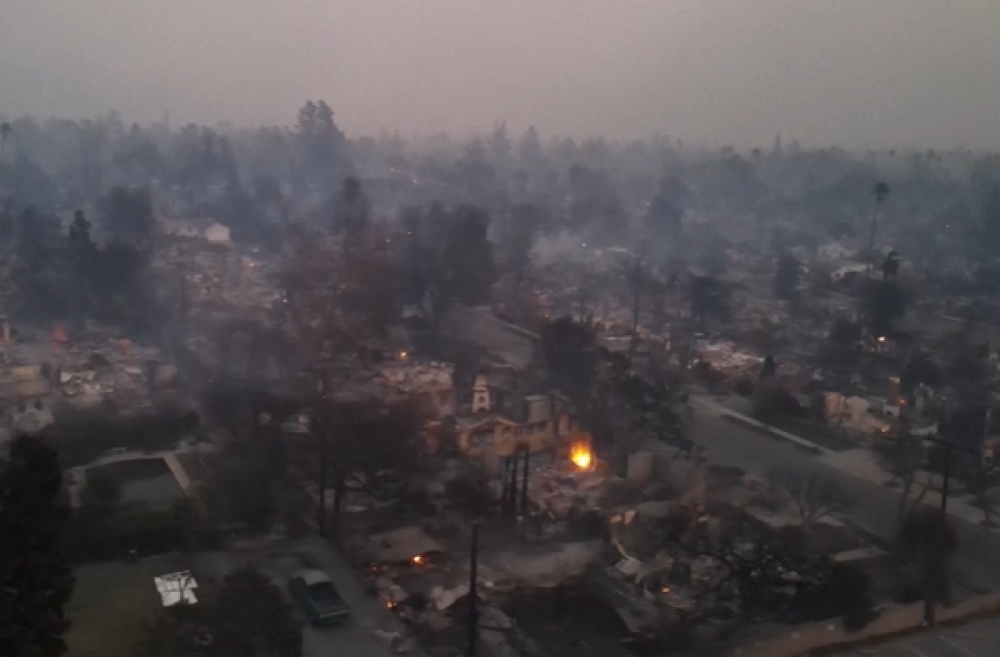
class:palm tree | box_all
[865,182,890,277]
[882,250,901,280]
[874,181,890,202]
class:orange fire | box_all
[570,441,593,471]
[411,555,423,565]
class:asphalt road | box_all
[196,538,413,657]
[688,403,1000,594]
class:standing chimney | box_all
[888,376,900,407]
[472,373,491,413]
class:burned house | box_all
[451,372,588,466]
[378,361,456,420]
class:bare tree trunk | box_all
[507,453,520,528]
[467,521,480,656]
[429,292,448,336]
[331,469,345,536]
[899,473,932,520]
[520,448,530,522]
[317,434,328,536]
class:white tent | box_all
[154,571,199,607]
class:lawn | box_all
[65,553,193,657]
[88,458,184,507]
[507,584,635,656]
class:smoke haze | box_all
[2,0,1000,148]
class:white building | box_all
[830,263,870,281]
[159,217,231,244]
[818,241,858,260]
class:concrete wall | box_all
[0,378,51,399]
[736,594,1000,657]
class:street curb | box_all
[692,396,830,455]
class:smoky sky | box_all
[2,0,1000,149]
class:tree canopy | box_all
[859,278,908,339]
[773,254,801,301]
[0,437,75,656]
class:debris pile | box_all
[524,461,614,519]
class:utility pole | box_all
[328,401,351,540]
[315,372,329,537]
[924,434,955,627]
[499,456,510,516]
[467,521,480,657]
[507,452,520,527]
[519,446,530,526]
[627,250,645,374]
[175,264,190,343]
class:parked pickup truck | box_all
[288,569,350,626]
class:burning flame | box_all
[570,442,593,471]
[411,555,423,565]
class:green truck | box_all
[288,569,351,626]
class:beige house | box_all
[0,364,51,400]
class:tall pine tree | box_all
[0,436,75,656]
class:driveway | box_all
[195,537,417,656]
